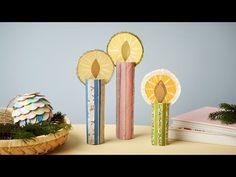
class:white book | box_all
[172,121,236,136]
[171,107,236,136]
[169,127,236,146]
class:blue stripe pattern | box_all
[94,80,100,144]
[86,80,102,145]
[85,80,88,144]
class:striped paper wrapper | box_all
[116,62,135,140]
[151,103,170,146]
[86,79,105,145]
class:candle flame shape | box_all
[154,80,167,103]
[91,59,100,78]
[121,41,130,61]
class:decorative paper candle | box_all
[86,79,105,144]
[152,102,170,146]
[107,32,144,140]
[116,61,135,139]
[141,69,181,146]
[76,50,114,145]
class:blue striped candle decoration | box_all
[86,79,105,145]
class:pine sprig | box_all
[0,112,71,140]
[219,103,236,112]
[209,103,236,124]
[50,112,66,124]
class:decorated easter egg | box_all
[12,92,53,126]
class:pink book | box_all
[171,107,236,135]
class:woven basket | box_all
[0,108,71,155]
[0,108,13,124]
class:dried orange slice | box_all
[107,32,144,65]
[76,50,114,84]
[141,69,181,104]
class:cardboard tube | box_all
[86,79,105,145]
[116,62,135,140]
[152,103,170,146]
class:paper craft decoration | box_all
[107,32,144,140]
[77,50,114,145]
[141,69,181,145]
[12,92,53,126]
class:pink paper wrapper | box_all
[116,62,135,140]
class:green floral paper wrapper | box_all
[152,103,170,146]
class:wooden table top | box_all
[50,124,236,155]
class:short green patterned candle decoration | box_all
[141,69,181,146]
[152,80,170,145]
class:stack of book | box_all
[169,107,236,146]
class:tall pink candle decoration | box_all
[107,32,144,140]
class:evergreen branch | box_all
[209,110,225,120]
[209,111,236,124]
[209,103,236,124]
[51,112,66,124]
[219,103,236,112]
[0,112,71,140]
